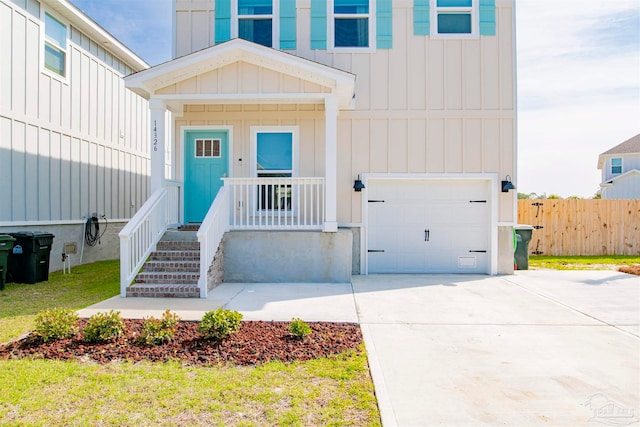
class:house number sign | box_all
[153,120,158,152]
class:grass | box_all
[0,351,380,426]
[0,260,120,343]
[0,260,381,426]
[529,255,640,271]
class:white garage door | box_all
[367,179,491,274]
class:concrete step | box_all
[126,283,200,298]
[134,272,199,285]
[150,250,200,261]
[143,260,200,273]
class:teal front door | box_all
[184,131,228,223]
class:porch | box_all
[119,175,351,298]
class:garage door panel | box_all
[367,179,491,274]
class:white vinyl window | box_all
[328,0,375,51]
[431,0,478,38]
[232,0,278,48]
[251,127,298,211]
[44,11,68,77]
[195,139,221,158]
[611,158,622,174]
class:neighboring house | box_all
[120,0,517,298]
[0,0,150,273]
[597,133,640,199]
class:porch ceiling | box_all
[125,39,356,110]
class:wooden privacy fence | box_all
[517,199,640,256]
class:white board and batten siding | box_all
[173,0,516,227]
[0,0,150,224]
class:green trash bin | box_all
[514,225,534,270]
[0,235,16,290]
[7,232,55,284]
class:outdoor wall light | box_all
[501,175,516,192]
[353,175,365,192]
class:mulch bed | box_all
[0,320,363,366]
[619,265,640,276]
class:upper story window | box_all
[611,158,622,174]
[234,0,277,47]
[329,0,374,50]
[44,11,67,77]
[431,0,478,38]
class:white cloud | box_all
[516,0,640,198]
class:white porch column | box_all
[149,98,166,193]
[323,96,338,232]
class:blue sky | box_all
[72,0,640,198]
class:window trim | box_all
[41,9,69,82]
[250,126,299,178]
[327,0,377,53]
[194,138,222,158]
[430,0,479,39]
[611,157,623,175]
[250,126,299,213]
[231,0,280,48]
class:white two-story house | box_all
[120,0,517,297]
[0,0,150,273]
[598,133,640,199]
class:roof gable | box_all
[597,133,640,169]
[125,39,356,108]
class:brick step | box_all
[143,260,200,272]
[150,250,200,261]
[126,283,200,298]
[135,272,199,285]
[157,240,199,251]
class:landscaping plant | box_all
[289,318,312,339]
[140,310,181,345]
[198,309,243,340]
[33,308,79,342]
[83,310,126,343]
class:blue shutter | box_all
[280,0,297,49]
[310,0,327,50]
[376,0,392,49]
[215,0,231,44]
[413,0,430,35]
[479,0,496,36]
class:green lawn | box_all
[0,260,381,426]
[0,259,120,343]
[529,255,640,270]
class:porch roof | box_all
[125,39,356,110]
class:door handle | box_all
[425,229,430,242]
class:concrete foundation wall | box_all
[498,226,515,275]
[223,230,352,283]
[0,220,124,274]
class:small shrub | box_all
[34,308,79,342]
[83,310,126,343]
[289,318,312,339]
[198,309,243,340]
[140,310,181,345]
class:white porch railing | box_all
[223,177,325,230]
[119,181,181,296]
[196,185,230,298]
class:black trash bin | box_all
[7,232,55,284]
[0,235,16,290]
[514,225,534,270]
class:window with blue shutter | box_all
[280,0,297,49]
[413,0,495,37]
[215,0,231,44]
[311,0,392,50]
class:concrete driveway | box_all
[355,271,639,426]
[80,271,640,426]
